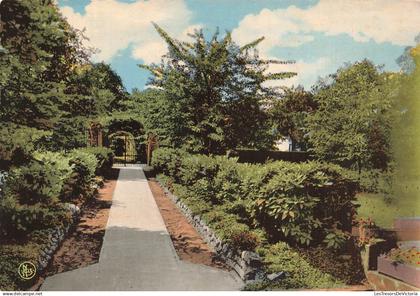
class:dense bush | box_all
[1,148,101,238]
[61,149,98,201]
[0,229,54,290]
[153,148,358,247]
[235,149,311,164]
[152,147,188,182]
[0,195,71,238]
[5,152,72,205]
[0,124,51,169]
[77,147,114,176]
[68,149,98,180]
[241,161,358,245]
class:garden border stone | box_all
[36,203,80,272]
[155,177,266,283]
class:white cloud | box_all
[233,0,420,56]
[131,41,167,64]
[60,0,195,63]
[233,0,420,88]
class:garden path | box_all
[41,165,241,290]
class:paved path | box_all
[42,166,241,291]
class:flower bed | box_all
[378,256,420,288]
[383,246,420,268]
[378,247,420,288]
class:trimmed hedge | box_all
[152,147,358,247]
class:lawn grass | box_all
[356,192,420,228]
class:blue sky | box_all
[58,0,420,92]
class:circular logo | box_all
[18,261,36,280]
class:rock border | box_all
[156,177,266,283]
[36,203,80,272]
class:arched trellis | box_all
[108,131,137,163]
[89,115,146,163]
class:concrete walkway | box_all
[41,166,242,291]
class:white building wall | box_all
[275,137,291,151]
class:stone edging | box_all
[155,177,266,283]
[36,203,80,272]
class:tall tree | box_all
[127,88,189,147]
[0,0,89,129]
[46,63,128,151]
[68,63,128,111]
[0,1,127,153]
[306,60,400,171]
[139,24,295,154]
[268,86,316,150]
[0,0,88,82]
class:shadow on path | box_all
[41,166,241,291]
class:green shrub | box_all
[152,147,190,182]
[243,161,357,245]
[60,149,98,201]
[323,229,351,250]
[200,208,252,245]
[78,147,114,176]
[211,217,250,241]
[0,195,71,238]
[5,152,72,205]
[156,149,357,247]
[187,178,218,204]
[0,149,95,238]
[219,199,250,223]
[67,149,98,180]
[179,154,220,186]
[172,184,213,215]
[259,242,344,289]
[0,123,51,168]
[212,156,243,203]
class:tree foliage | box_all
[306,60,400,170]
[396,33,420,74]
[127,88,188,147]
[0,0,89,82]
[139,24,295,153]
[0,0,127,156]
[267,86,316,149]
